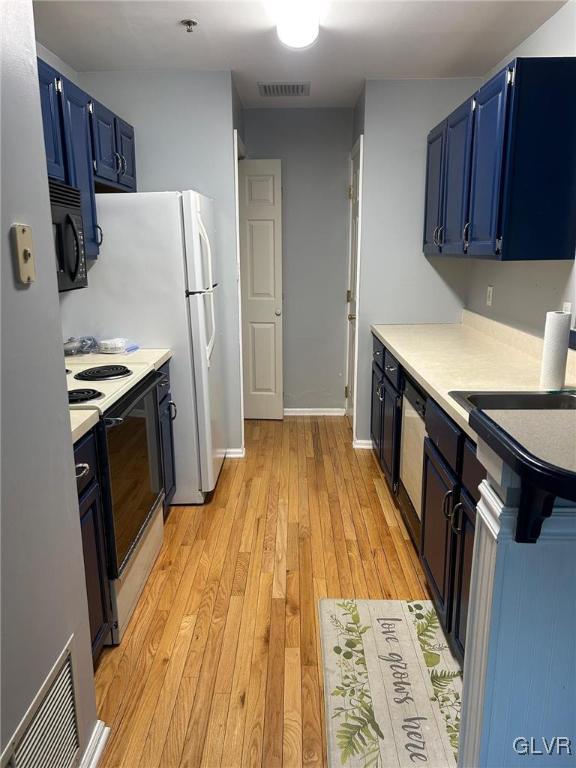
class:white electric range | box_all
[66,360,154,412]
[67,359,165,644]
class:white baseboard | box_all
[80,720,110,768]
[283,408,346,416]
[353,439,373,449]
[226,447,245,458]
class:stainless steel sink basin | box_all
[449,390,576,413]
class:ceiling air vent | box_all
[258,81,311,98]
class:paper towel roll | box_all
[540,311,571,390]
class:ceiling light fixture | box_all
[180,19,198,33]
[273,0,321,49]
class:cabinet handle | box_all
[95,225,103,246]
[114,152,122,174]
[437,225,444,245]
[462,221,470,250]
[432,226,439,246]
[385,365,397,374]
[376,384,384,402]
[373,350,381,358]
[121,155,127,174]
[442,489,454,519]
[451,502,463,535]
[75,462,90,479]
[169,400,177,421]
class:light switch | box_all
[11,224,37,285]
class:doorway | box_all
[345,136,364,436]
[238,158,284,420]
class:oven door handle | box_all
[104,372,164,424]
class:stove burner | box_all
[74,364,132,381]
[69,388,103,404]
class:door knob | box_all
[275,309,282,316]
[348,313,356,321]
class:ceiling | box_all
[33,0,565,107]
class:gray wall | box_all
[463,0,576,336]
[65,68,243,451]
[1,0,96,753]
[244,108,353,409]
[356,78,482,441]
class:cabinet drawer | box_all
[157,361,171,403]
[425,399,462,472]
[74,430,98,498]
[372,335,384,371]
[383,349,400,390]
[461,439,486,503]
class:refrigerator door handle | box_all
[206,289,216,366]
[197,211,214,292]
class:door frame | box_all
[233,128,246,455]
[345,135,364,444]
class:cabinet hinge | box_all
[346,289,352,303]
[55,78,63,93]
[496,236,503,253]
[88,101,94,114]
[345,385,349,399]
[507,68,515,86]
[348,184,354,200]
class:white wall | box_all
[60,68,243,451]
[464,0,576,335]
[1,0,97,754]
[356,78,481,441]
[244,108,353,410]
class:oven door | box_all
[103,372,163,577]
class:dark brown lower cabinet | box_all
[420,437,458,631]
[449,490,476,661]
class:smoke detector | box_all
[180,19,198,33]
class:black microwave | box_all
[49,179,88,292]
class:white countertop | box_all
[371,311,576,440]
[70,409,100,444]
[68,348,172,443]
[66,348,172,370]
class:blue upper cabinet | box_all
[37,59,66,181]
[425,57,576,261]
[423,121,446,254]
[115,118,137,191]
[442,98,474,255]
[467,68,510,257]
[60,77,100,258]
[90,100,118,184]
[91,103,137,191]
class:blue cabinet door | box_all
[423,121,446,254]
[37,59,66,181]
[60,77,100,257]
[115,118,137,190]
[91,100,118,184]
[79,481,111,664]
[441,98,474,255]
[467,68,510,257]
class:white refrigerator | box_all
[60,190,227,503]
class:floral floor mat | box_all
[319,599,462,767]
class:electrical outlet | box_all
[486,285,494,307]
[562,301,572,315]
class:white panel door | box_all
[239,159,283,420]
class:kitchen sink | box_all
[449,390,576,413]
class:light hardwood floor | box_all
[95,416,429,767]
